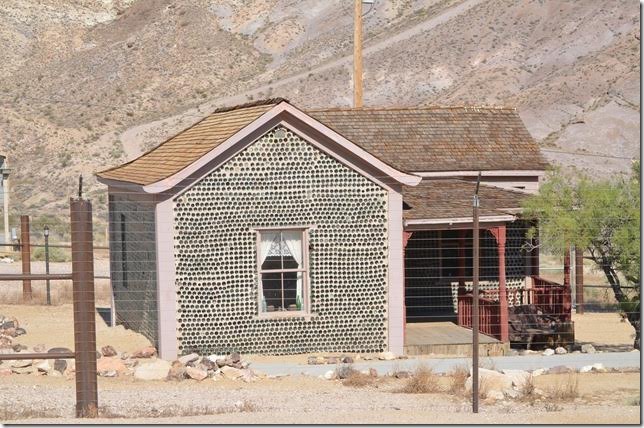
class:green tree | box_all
[523,162,640,348]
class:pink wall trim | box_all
[155,195,178,360]
[387,188,405,354]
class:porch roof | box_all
[402,179,528,223]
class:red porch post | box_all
[458,229,466,288]
[490,226,509,342]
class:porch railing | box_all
[457,292,502,340]
[524,276,571,322]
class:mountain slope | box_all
[0,0,639,225]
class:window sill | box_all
[254,311,317,321]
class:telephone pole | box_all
[472,172,481,413]
[353,0,364,108]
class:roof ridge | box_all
[307,105,517,113]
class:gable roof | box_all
[97,99,421,190]
[308,106,548,173]
[403,179,528,222]
[97,99,284,185]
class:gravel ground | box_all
[0,372,639,424]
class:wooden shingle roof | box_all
[308,106,547,173]
[403,179,528,221]
[97,99,283,185]
[97,100,546,186]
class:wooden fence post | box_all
[70,197,98,418]
[20,215,32,301]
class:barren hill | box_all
[0,0,639,228]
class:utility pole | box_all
[353,0,364,108]
[0,156,10,247]
[472,171,481,413]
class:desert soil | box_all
[0,372,639,424]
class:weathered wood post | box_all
[70,196,98,417]
[20,215,32,301]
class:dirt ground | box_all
[0,371,639,424]
[0,304,639,423]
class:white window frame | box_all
[253,225,312,319]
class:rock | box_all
[579,365,593,373]
[532,368,546,377]
[35,360,52,373]
[323,370,336,380]
[369,368,378,378]
[48,347,73,355]
[0,336,12,349]
[12,366,35,375]
[1,321,15,330]
[99,370,118,377]
[240,368,257,383]
[465,368,513,396]
[97,357,127,374]
[3,328,16,337]
[378,351,396,361]
[32,344,46,353]
[487,390,505,400]
[133,359,171,380]
[326,356,339,365]
[199,357,217,371]
[547,365,574,374]
[0,368,11,376]
[542,348,555,356]
[307,356,320,365]
[581,344,596,354]
[12,344,27,352]
[394,370,411,379]
[166,360,186,381]
[120,352,130,360]
[341,356,354,364]
[185,366,208,381]
[335,365,355,379]
[14,328,26,336]
[101,345,117,357]
[230,352,241,363]
[10,359,32,368]
[53,359,67,374]
[519,349,539,356]
[132,346,157,358]
[501,369,531,389]
[220,365,244,380]
[555,347,567,355]
[591,363,607,373]
[178,353,199,365]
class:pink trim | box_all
[387,188,405,354]
[155,195,178,360]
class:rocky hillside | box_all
[0,0,639,226]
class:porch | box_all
[401,179,573,352]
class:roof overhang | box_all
[404,214,517,230]
[97,101,421,194]
[414,170,546,178]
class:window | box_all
[257,229,308,315]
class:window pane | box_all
[261,272,282,312]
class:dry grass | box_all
[447,365,469,395]
[0,407,61,420]
[98,401,258,419]
[397,365,441,394]
[547,373,579,402]
[342,371,375,388]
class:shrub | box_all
[397,366,441,394]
